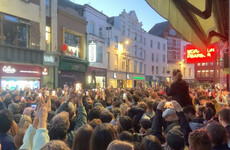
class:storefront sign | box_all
[89,41,96,62]
[42,68,49,76]
[20,70,39,74]
[113,72,117,79]
[127,74,130,79]
[44,55,55,63]
[134,77,145,80]
[186,44,216,63]
[2,66,16,74]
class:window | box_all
[122,59,126,71]
[216,70,219,77]
[152,54,154,62]
[197,63,201,66]
[128,28,130,37]
[134,61,138,73]
[90,21,95,34]
[115,54,118,69]
[122,25,125,35]
[202,70,205,77]
[205,70,209,77]
[169,29,176,36]
[152,66,154,75]
[183,68,186,77]
[107,52,110,68]
[96,46,103,63]
[134,32,137,41]
[189,68,191,77]
[3,14,29,48]
[128,59,131,72]
[167,39,172,47]
[140,51,142,58]
[156,66,158,74]
[202,63,205,66]
[156,54,159,62]
[144,51,146,59]
[210,70,214,77]
[197,70,201,77]
[139,62,143,73]
[175,40,180,48]
[46,26,51,51]
[150,40,153,48]
[46,0,51,17]
[144,38,146,45]
[210,62,214,66]
[144,64,146,74]
[163,67,165,75]
[206,62,209,66]
[64,32,80,58]
[163,55,166,62]
[99,27,103,38]
[163,44,166,50]
[157,42,160,49]
[140,35,142,43]
[106,38,110,46]
[114,36,118,48]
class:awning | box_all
[146,0,229,54]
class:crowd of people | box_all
[0,69,230,150]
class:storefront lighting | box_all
[88,75,92,84]
[2,66,16,74]
[134,77,144,80]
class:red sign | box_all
[186,45,216,63]
[62,44,68,51]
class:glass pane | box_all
[3,16,18,45]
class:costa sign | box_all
[3,66,16,74]
[186,45,216,63]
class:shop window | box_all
[46,0,51,17]
[152,66,154,75]
[3,14,29,48]
[114,36,118,48]
[197,70,201,77]
[96,46,103,63]
[156,66,158,75]
[46,26,51,51]
[64,32,80,58]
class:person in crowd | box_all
[188,129,212,150]
[107,140,134,150]
[140,135,162,150]
[100,110,114,123]
[166,69,192,107]
[41,140,70,150]
[217,108,230,139]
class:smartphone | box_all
[31,104,37,110]
[164,102,173,108]
[38,93,42,97]
[52,91,56,96]
[76,83,81,92]
[123,93,127,100]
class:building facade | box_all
[144,33,167,87]
[0,0,58,89]
[57,0,88,87]
[107,10,146,88]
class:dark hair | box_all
[89,119,102,129]
[90,123,117,150]
[183,105,196,115]
[0,109,13,132]
[218,108,230,123]
[112,108,122,119]
[72,124,93,150]
[88,107,102,121]
[205,121,228,146]
[203,107,214,121]
[172,69,181,76]
[100,111,114,123]
[119,131,134,142]
[140,119,152,130]
[119,116,133,133]
[205,102,216,115]
[137,102,147,112]
[141,135,163,150]
[132,95,140,103]
[188,129,212,150]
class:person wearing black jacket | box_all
[166,69,192,107]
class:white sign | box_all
[44,55,55,63]
[127,74,130,79]
[3,66,16,74]
[113,72,117,79]
[89,42,96,62]
[20,70,39,74]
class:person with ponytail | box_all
[166,69,192,107]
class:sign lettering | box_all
[89,42,96,62]
[44,55,55,63]
[3,66,16,74]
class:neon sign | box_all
[3,66,16,74]
[186,45,216,63]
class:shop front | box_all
[107,71,133,88]
[43,52,60,89]
[86,66,106,88]
[0,63,42,90]
[145,75,153,88]
[133,76,145,88]
[59,56,89,88]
